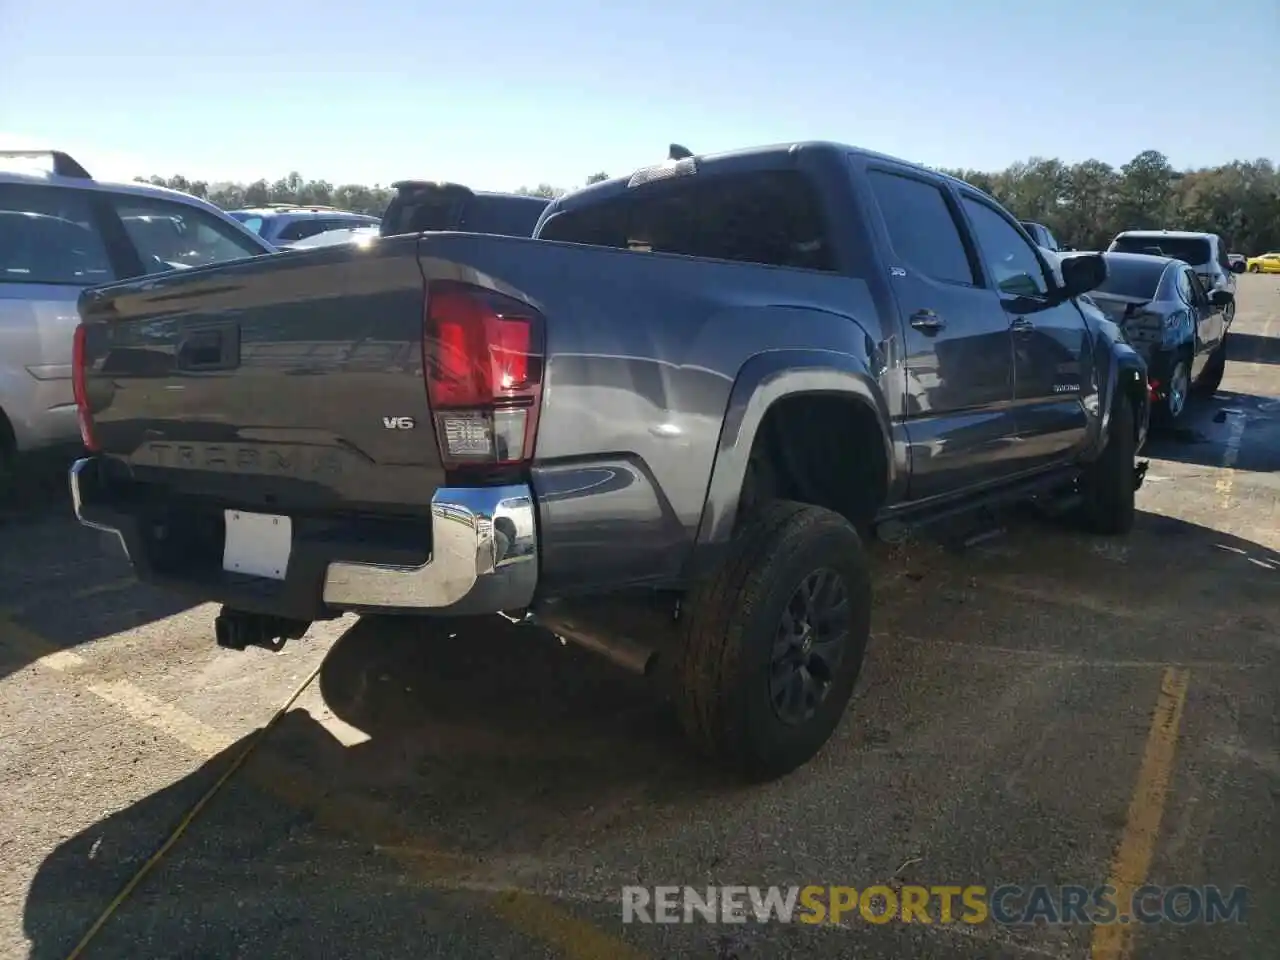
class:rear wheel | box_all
[1248,264,1260,273]
[675,501,871,781]
[1153,357,1191,426]
[1077,395,1136,536]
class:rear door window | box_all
[111,196,266,271]
[0,183,116,285]
[538,169,836,271]
[866,170,975,285]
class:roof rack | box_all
[261,202,342,211]
[0,149,92,179]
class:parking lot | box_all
[1,275,1277,960]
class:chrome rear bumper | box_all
[69,457,538,616]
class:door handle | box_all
[1011,317,1035,335]
[909,310,945,334]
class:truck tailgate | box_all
[78,237,442,515]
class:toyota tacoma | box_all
[68,141,1150,780]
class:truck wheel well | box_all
[740,394,888,534]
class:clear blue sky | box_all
[2,0,1276,190]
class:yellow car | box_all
[1245,252,1280,273]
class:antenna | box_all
[668,144,693,161]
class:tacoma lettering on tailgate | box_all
[139,442,342,477]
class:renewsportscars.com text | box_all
[621,884,1248,926]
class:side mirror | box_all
[1209,289,1234,307]
[1228,259,1247,274]
[1059,252,1107,299]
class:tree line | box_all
[138,151,1280,254]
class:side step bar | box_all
[873,468,1079,544]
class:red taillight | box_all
[423,280,544,466]
[1148,378,1160,400]
[71,323,100,452]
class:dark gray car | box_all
[1075,251,1234,423]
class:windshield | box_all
[1093,257,1165,300]
[1110,235,1210,265]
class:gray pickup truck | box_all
[68,141,1150,780]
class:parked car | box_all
[1019,220,1068,252]
[1065,251,1233,423]
[228,205,380,248]
[1105,230,1246,325]
[68,140,1149,781]
[0,149,273,475]
[1245,252,1280,274]
[1228,253,1247,270]
[283,225,380,251]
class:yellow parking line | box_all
[87,679,236,756]
[1091,667,1190,960]
[492,889,647,960]
[11,614,644,959]
[71,577,139,602]
[243,751,647,958]
[0,609,87,672]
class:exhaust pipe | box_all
[527,610,658,676]
[214,607,311,652]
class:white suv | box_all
[1106,229,1246,324]
[0,150,273,474]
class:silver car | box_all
[0,150,274,473]
[1106,229,1247,325]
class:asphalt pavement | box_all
[2,275,1277,960]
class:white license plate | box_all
[222,510,292,580]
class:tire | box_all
[675,500,871,782]
[1152,356,1191,426]
[1193,332,1228,397]
[1077,395,1136,536]
[1248,264,1260,273]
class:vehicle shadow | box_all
[1141,389,1280,472]
[0,452,198,681]
[0,451,79,524]
[20,509,1280,958]
[1228,332,1280,365]
[18,614,728,959]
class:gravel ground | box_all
[2,275,1278,960]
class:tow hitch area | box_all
[214,607,312,652]
[1135,459,1150,491]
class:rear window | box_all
[0,183,115,285]
[537,169,836,272]
[464,196,548,238]
[1110,234,1211,266]
[1094,257,1166,300]
[381,188,466,236]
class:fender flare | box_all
[1094,348,1149,458]
[693,349,893,548]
